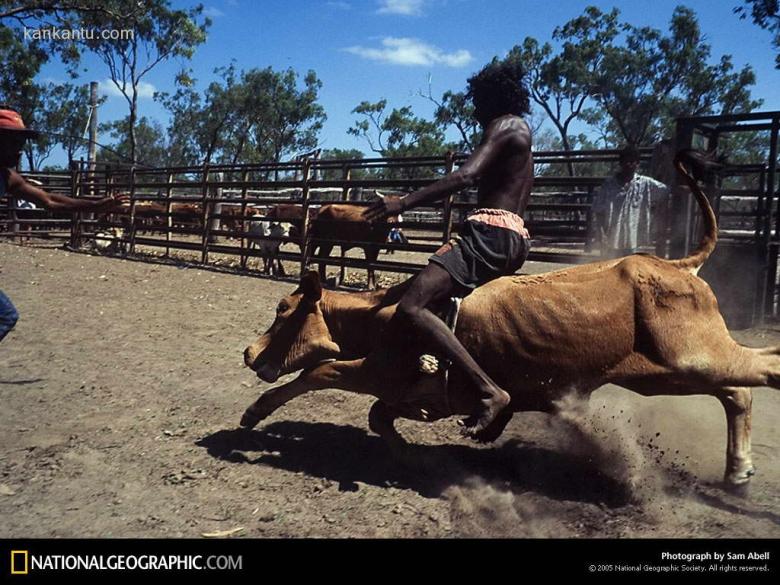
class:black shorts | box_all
[429,219,530,291]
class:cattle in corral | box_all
[241,151,776,489]
[132,201,168,233]
[219,204,255,236]
[308,193,402,289]
[247,214,290,276]
[170,202,203,230]
[265,203,309,249]
[92,227,126,254]
[98,199,167,234]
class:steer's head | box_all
[244,271,340,382]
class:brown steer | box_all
[308,197,400,290]
[242,153,779,488]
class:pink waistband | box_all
[467,208,530,238]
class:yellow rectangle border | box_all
[10,550,29,575]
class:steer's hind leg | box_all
[619,376,755,489]
[716,386,755,488]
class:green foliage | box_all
[0,27,98,170]
[0,0,133,74]
[317,148,370,181]
[348,99,444,157]
[97,115,168,167]
[24,82,97,169]
[552,6,760,146]
[0,24,48,132]
[75,0,210,163]
[158,64,327,167]
[348,99,449,178]
[429,89,480,152]
[735,0,780,68]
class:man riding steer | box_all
[242,151,778,489]
[364,58,533,440]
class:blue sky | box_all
[35,0,780,165]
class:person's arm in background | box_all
[4,168,128,213]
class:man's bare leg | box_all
[394,262,511,437]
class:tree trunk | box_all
[130,89,138,165]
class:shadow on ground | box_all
[197,421,632,506]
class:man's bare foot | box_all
[459,386,511,440]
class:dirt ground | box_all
[1,239,779,539]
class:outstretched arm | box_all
[364,119,529,222]
[5,169,128,213]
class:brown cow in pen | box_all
[307,193,402,289]
[100,200,167,234]
[241,152,778,489]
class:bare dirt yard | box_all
[1,239,779,538]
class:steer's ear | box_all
[300,270,322,302]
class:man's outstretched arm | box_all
[5,169,128,213]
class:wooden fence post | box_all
[207,171,223,245]
[68,160,82,249]
[164,171,174,257]
[299,158,312,277]
[127,166,138,256]
[239,168,250,270]
[200,164,211,265]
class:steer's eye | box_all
[277,302,290,314]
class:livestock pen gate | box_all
[674,111,780,326]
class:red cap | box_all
[0,108,39,138]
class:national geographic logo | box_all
[6,550,242,573]
[10,550,28,575]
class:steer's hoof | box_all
[724,466,755,497]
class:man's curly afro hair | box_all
[466,56,531,118]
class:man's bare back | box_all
[474,115,534,215]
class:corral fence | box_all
[1,113,778,325]
[60,149,652,275]
[673,111,780,326]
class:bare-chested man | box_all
[364,59,533,439]
[0,107,127,342]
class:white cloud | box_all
[377,0,423,15]
[343,37,473,67]
[99,79,157,100]
[203,6,224,18]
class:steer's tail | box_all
[666,149,721,275]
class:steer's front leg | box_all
[240,359,365,429]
